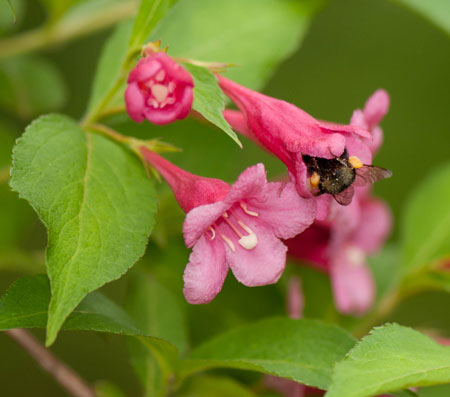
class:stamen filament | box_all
[220,234,236,252]
[208,226,216,240]
[240,201,259,217]
[223,215,244,238]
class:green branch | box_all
[0,1,136,59]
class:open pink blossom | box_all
[285,90,392,315]
[218,75,372,199]
[140,148,316,304]
[125,52,193,125]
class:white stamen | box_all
[151,84,169,103]
[223,215,243,237]
[148,98,159,108]
[209,226,216,240]
[223,212,229,218]
[155,70,166,82]
[240,201,259,217]
[168,81,176,93]
[346,246,365,266]
[220,234,235,252]
[237,221,258,250]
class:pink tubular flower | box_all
[125,52,194,125]
[218,75,372,199]
[285,90,392,315]
[140,148,316,304]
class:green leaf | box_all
[419,384,450,397]
[392,0,450,36]
[0,55,67,118]
[126,273,188,395]
[369,245,401,301]
[393,391,419,397]
[151,0,325,90]
[129,0,178,49]
[180,318,355,389]
[0,123,34,250]
[178,375,256,397]
[0,274,177,362]
[402,162,450,273]
[184,64,241,147]
[86,20,133,117]
[10,114,156,345]
[326,323,450,397]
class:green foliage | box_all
[402,161,450,273]
[0,123,34,250]
[151,0,324,90]
[178,375,256,397]
[392,0,450,36]
[126,273,188,395]
[0,274,177,362]
[326,324,450,397]
[10,114,156,345]
[130,0,178,49]
[0,55,66,118]
[184,64,241,147]
[86,20,133,117]
[182,318,356,389]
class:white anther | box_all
[151,84,169,103]
[237,221,258,250]
[168,81,176,93]
[346,246,365,266]
[208,226,216,240]
[240,201,259,217]
[223,212,229,218]
[220,234,235,252]
[155,70,166,82]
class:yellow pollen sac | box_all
[310,172,320,189]
[349,156,363,169]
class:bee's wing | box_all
[333,186,354,206]
[354,165,392,187]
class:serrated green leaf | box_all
[180,318,355,389]
[151,0,325,90]
[129,0,178,49]
[184,64,241,147]
[126,273,188,395]
[402,162,450,273]
[10,114,156,345]
[0,274,177,364]
[0,123,34,250]
[392,0,450,36]
[0,55,66,118]
[326,323,450,397]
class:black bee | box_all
[303,150,392,206]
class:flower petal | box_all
[352,197,392,253]
[330,246,375,315]
[248,181,316,239]
[224,220,287,286]
[364,89,390,130]
[224,163,268,206]
[124,82,145,122]
[183,235,228,304]
[183,201,228,248]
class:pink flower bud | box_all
[125,52,194,125]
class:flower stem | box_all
[5,329,95,397]
[0,1,136,59]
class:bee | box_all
[303,150,392,206]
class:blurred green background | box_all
[1,0,450,395]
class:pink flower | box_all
[140,148,316,304]
[125,52,194,125]
[285,90,392,315]
[218,75,372,199]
